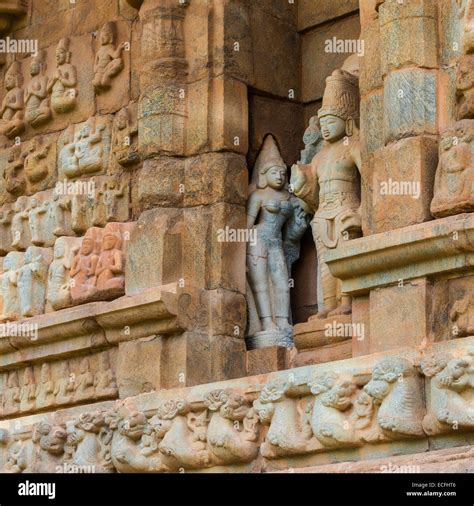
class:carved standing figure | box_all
[35,363,55,410]
[0,252,22,320]
[19,367,36,413]
[112,106,139,167]
[0,61,24,139]
[95,233,125,299]
[11,197,30,250]
[17,247,49,317]
[94,351,118,399]
[53,361,74,405]
[70,236,99,304]
[3,370,20,415]
[74,357,95,403]
[93,22,126,93]
[48,38,77,113]
[291,59,362,318]
[246,135,295,348]
[47,239,74,310]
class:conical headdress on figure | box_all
[250,134,287,191]
[318,54,360,123]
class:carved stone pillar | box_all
[137,0,189,158]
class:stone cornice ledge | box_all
[0,284,182,369]
[324,214,474,295]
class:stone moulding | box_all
[1,336,473,473]
[0,283,182,370]
[324,213,474,295]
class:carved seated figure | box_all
[4,146,25,197]
[48,38,77,114]
[431,121,474,217]
[95,233,125,299]
[70,236,99,304]
[68,121,106,177]
[456,55,474,120]
[0,61,25,139]
[23,138,52,185]
[58,129,79,178]
[93,22,126,93]
[24,51,51,127]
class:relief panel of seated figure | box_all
[94,231,125,300]
[4,145,26,198]
[24,50,51,128]
[93,22,126,93]
[48,38,77,114]
[0,61,25,139]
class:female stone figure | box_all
[246,135,294,348]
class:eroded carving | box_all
[0,61,24,139]
[48,38,77,114]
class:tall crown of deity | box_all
[318,55,360,122]
[250,134,287,191]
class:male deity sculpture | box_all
[0,61,24,139]
[112,106,139,167]
[69,236,99,304]
[11,196,30,251]
[93,22,126,93]
[291,61,362,318]
[48,38,77,114]
[47,239,75,310]
[68,120,107,178]
[53,361,74,406]
[4,145,25,197]
[246,135,307,348]
[17,247,50,317]
[431,120,474,217]
[22,137,52,185]
[24,50,51,127]
[35,363,55,410]
[0,252,22,320]
[95,232,125,299]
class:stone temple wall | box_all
[0,0,473,475]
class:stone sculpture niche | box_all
[58,117,110,179]
[111,105,139,168]
[70,223,133,306]
[93,22,126,94]
[290,57,362,319]
[48,38,77,114]
[0,61,25,139]
[246,135,307,349]
[431,120,474,217]
[4,145,25,198]
[24,50,51,128]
